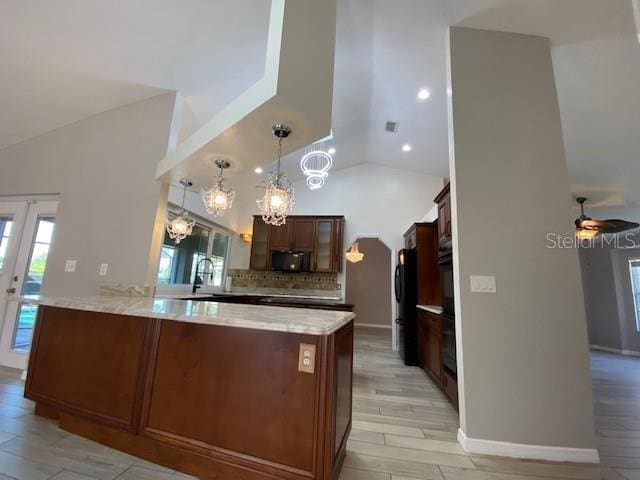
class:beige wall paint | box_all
[0,93,177,296]
[448,27,596,450]
[345,238,391,327]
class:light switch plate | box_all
[64,260,77,273]
[470,275,496,293]
[99,263,108,276]
[298,343,317,374]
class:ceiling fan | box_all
[575,197,639,239]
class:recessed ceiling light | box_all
[402,144,412,152]
[254,167,263,174]
[327,147,336,155]
[417,88,431,101]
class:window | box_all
[156,212,230,288]
[0,216,13,272]
[630,259,640,332]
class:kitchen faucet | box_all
[192,257,215,294]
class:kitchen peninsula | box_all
[23,296,355,480]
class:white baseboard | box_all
[590,344,640,357]
[457,429,600,464]
[355,323,392,329]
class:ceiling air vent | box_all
[385,121,399,133]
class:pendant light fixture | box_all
[166,179,196,244]
[346,242,364,263]
[201,159,235,217]
[257,124,295,226]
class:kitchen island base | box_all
[25,306,354,480]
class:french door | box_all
[0,200,57,369]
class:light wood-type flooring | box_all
[0,327,636,479]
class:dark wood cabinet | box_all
[434,183,451,244]
[250,216,345,273]
[249,217,271,270]
[270,221,293,251]
[417,310,448,396]
[404,223,441,307]
[443,370,459,408]
[292,218,316,251]
[417,315,427,369]
[27,306,354,480]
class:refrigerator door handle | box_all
[394,264,401,303]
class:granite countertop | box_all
[20,296,355,336]
[417,304,443,314]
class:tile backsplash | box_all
[227,269,339,291]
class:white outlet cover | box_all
[99,263,108,276]
[64,260,77,273]
[470,275,496,293]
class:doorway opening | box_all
[345,237,392,330]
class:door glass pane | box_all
[0,216,13,272]
[13,216,55,351]
[210,232,229,286]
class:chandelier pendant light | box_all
[257,124,295,226]
[346,242,364,263]
[300,149,333,190]
[202,159,235,217]
[166,179,196,244]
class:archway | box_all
[345,237,392,333]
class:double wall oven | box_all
[438,241,457,378]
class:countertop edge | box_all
[20,296,356,336]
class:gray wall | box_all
[345,238,391,327]
[581,239,640,353]
[448,27,596,449]
[579,242,623,350]
[0,93,176,296]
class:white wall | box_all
[238,164,443,264]
[449,27,597,455]
[0,93,177,296]
[170,163,444,273]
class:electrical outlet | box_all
[99,263,108,276]
[64,260,77,273]
[470,275,496,293]
[298,343,317,374]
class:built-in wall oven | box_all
[438,241,457,377]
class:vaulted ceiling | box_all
[1,0,639,219]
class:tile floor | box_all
[0,327,637,479]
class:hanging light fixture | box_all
[201,159,235,217]
[300,149,333,190]
[166,179,196,244]
[346,242,364,263]
[257,124,295,226]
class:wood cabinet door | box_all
[315,220,334,272]
[437,201,448,243]
[417,313,427,369]
[444,196,452,238]
[427,328,442,383]
[291,218,315,251]
[249,217,270,270]
[270,222,292,251]
[333,218,344,273]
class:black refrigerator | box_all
[395,248,418,366]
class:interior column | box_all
[447,27,598,462]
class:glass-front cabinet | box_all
[249,216,344,273]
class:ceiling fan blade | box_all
[580,218,639,233]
